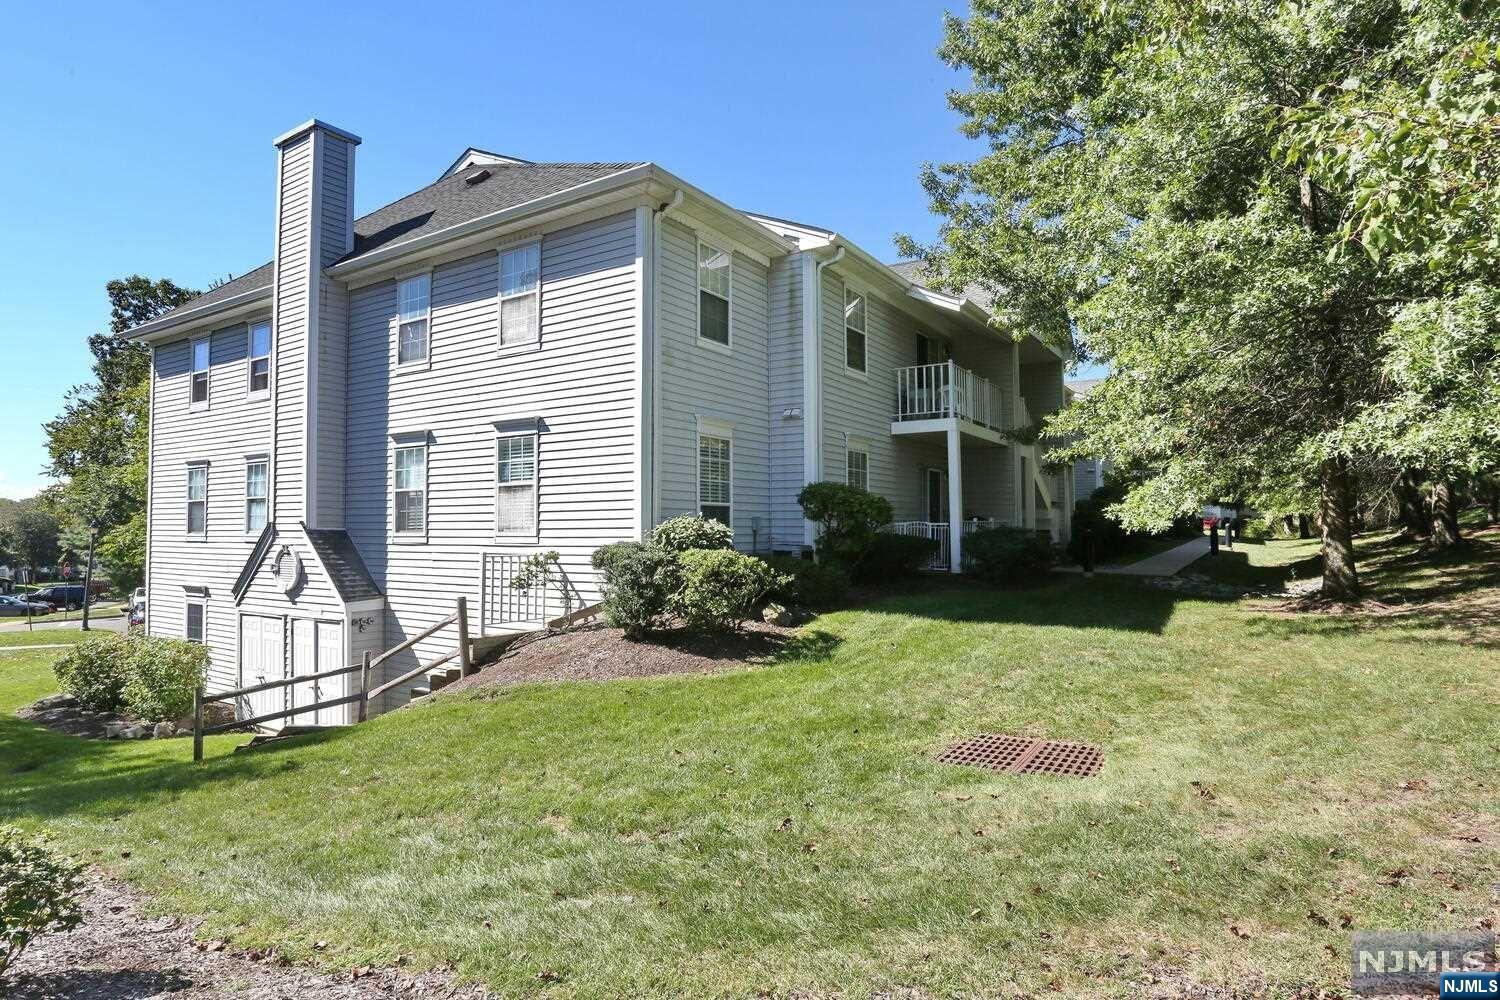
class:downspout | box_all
[801,243,844,548]
[644,190,684,538]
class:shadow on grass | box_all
[866,573,1198,635]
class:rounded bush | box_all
[52,633,129,712]
[796,482,893,565]
[124,635,209,722]
[965,527,1055,582]
[759,554,849,609]
[852,533,938,583]
[650,515,734,554]
[676,549,787,632]
[0,826,86,977]
[591,541,683,639]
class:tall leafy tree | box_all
[7,504,60,580]
[902,0,1488,599]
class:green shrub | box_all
[1067,478,1198,565]
[965,527,1055,582]
[651,515,734,553]
[853,533,938,583]
[123,635,208,722]
[797,482,893,565]
[676,549,787,632]
[759,554,849,609]
[52,633,129,712]
[591,542,683,639]
[0,825,85,977]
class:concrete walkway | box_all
[1098,535,1213,576]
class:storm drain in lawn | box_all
[937,733,1103,778]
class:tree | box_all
[8,504,60,580]
[902,0,1494,600]
[44,277,197,590]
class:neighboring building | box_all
[128,120,1073,719]
[1066,378,1109,500]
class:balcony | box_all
[892,361,1005,440]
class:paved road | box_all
[0,614,126,634]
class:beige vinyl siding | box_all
[273,133,313,524]
[345,211,640,697]
[146,321,273,691]
[766,253,805,550]
[654,218,773,551]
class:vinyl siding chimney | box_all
[271,119,360,529]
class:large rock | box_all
[153,721,177,739]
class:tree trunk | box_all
[1319,456,1361,600]
[1396,469,1429,539]
[1429,479,1462,548]
[1282,514,1296,536]
[1298,514,1312,539]
[1490,485,1498,525]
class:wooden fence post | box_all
[192,685,204,763]
[456,596,473,677]
[358,651,372,723]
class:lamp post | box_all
[81,525,98,632]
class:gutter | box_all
[126,287,272,343]
[643,189,684,537]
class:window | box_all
[245,459,268,534]
[185,601,205,643]
[397,274,430,365]
[186,464,208,537]
[847,448,869,491]
[393,445,427,535]
[698,432,732,526]
[845,288,867,373]
[697,241,731,346]
[190,338,210,406]
[499,242,540,347]
[496,434,537,536]
[248,322,271,394]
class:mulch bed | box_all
[4,875,490,999]
[438,620,800,698]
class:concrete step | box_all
[409,686,431,701]
[426,666,461,691]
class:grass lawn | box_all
[1,533,1496,997]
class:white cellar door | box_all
[315,622,346,726]
[290,618,317,726]
[239,615,286,730]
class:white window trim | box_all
[497,240,542,355]
[695,234,733,354]
[846,443,871,491]
[844,283,869,379]
[393,270,433,373]
[244,454,269,537]
[189,336,211,411]
[247,321,272,400]
[494,430,540,542]
[390,433,429,543]
[186,460,209,541]
[695,417,734,530]
[185,597,206,643]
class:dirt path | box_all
[5,876,490,999]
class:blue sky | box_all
[0,0,1094,500]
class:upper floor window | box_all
[847,448,869,491]
[248,322,271,395]
[186,463,208,537]
[698,241,731,347]
[499,242,540,348]
[245,459,268,534]
[496,433,538,537]
[397,274,430,366]
[393,444,427,536]
[698,430,732,526]
[190,338,210,407]
[845,288,867,373]
[185,600,205,643]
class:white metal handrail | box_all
[893,362,1003,430]
[887,518,1002,571]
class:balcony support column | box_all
[947,425,963,573]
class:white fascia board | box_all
[126,289,273,345]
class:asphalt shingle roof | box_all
[302,527,382,603]
[148,161,644,330]
[886,259,998,312]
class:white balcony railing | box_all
[894,361,1004,431]
[888,518,1003,571]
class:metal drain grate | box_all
[936,733,1103,778]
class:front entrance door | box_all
[926,468,949,523]
[290,619,347,727]
[239,615,286,729]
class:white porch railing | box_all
[888,518,1003,571]
[894,361,1004,431]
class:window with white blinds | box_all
[698,432,732,526]
[186,464,208,536]
[244,459,268,533]
[499,242,540,347]
[496,434,537,536]
[394,445,427,535]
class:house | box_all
[127,120,1073,720]
[1066,378,1109,500]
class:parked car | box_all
[131,587,146,612]
[0,595,50,617]
[27,585,91,611]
